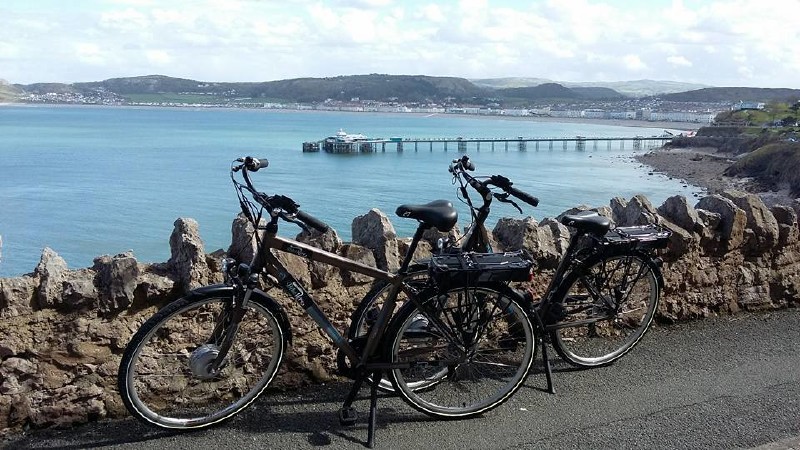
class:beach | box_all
[636,146,798,208]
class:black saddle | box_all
[560,211,612,236]
[396,200,458,232]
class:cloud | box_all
[146,50,171,65]
[667,55,692,67]
[623,54,647,72]
[1,0,799,88]
[75,43,106,65]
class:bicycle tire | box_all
[550,251,660,368]
[118,289,287,429]
[385,283,535,419]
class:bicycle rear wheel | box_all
[551,253,659,368]
[118,290,287,429]
[386,284,535,419]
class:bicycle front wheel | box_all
[386,284,535,419]
[551,253,660,368]
[118,290,287,429]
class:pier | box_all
[302,135,673,153]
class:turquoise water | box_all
[0,105,699,276]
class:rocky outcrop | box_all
[352,209,400,271]
[1,190,799,435]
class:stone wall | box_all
[1,192,799,434]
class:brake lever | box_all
[279,212,311,233]
[493,192,523,214]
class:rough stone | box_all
[93,252,139,313]
[492,216,537,251]
[658,195,702,233]
[617,194,659,226]
[696,194,747,251]
[60,269,98,311]
[168,218,210,291]
[338,244,377,286]
[771,205,799,246]
[35,248,68,309]
[721,191,780,252]
[297,227,342,253]
[352,209,400,271]
[228,212,263,264]
[0,276,37,318]
[610,196,629,224]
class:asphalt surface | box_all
[4,308,800,449]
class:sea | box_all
[0,105,701,277]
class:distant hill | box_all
[13,74,797,107]
[20,74,490,104]
[472,78,708,97]
[243,74,488,103]
[659,87,800,103]
[74,75,244,95]
[0,79,23,101]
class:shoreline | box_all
[0,101,703,132]
[636,146,798,208]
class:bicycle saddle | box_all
[396,200,458,232]
[560,211,612,236]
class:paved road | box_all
[4,308,800,449]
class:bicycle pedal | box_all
[339,407,358,426]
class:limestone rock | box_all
[658,195,702,233]
[492,216,537,251]
[352,209,400,271]
[297,227,342,253]
[61,269,98,311]
[492,217,563,269]
[771,205,799,246]
[616,195,659,226]
[0,275,37,318]
[722,190,780,252]
[228,212,263,264]
[339,244,377,286]
[696,194,747,251]
[93,252,139,313]
[610,196,629,224]
[168,218,210,291]
[34,248,68,309]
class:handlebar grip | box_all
[245,157,269,172]
[297,210,330,233]
[507,186,539,207]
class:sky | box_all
[2,0,799,88]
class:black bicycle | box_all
[117,156,537,447]
[349,155,669,393]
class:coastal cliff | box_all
[1,191,798,434]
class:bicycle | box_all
[348,155,670,394]
[117,156,537,447]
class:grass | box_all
[124,93,230,104]
[725,142,800,194]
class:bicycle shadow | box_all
[3,381,431,449]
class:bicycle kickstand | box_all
[367,370,381,448]
[338,369,382,448]
[541,335,555,394]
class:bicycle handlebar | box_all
[234,156,330,233]
[450,158,540,210]
[488,175,539,207]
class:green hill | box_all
[471,78,707,97]
[660,87,800,103]
[0,80,23,101]
[725,141,800,195]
